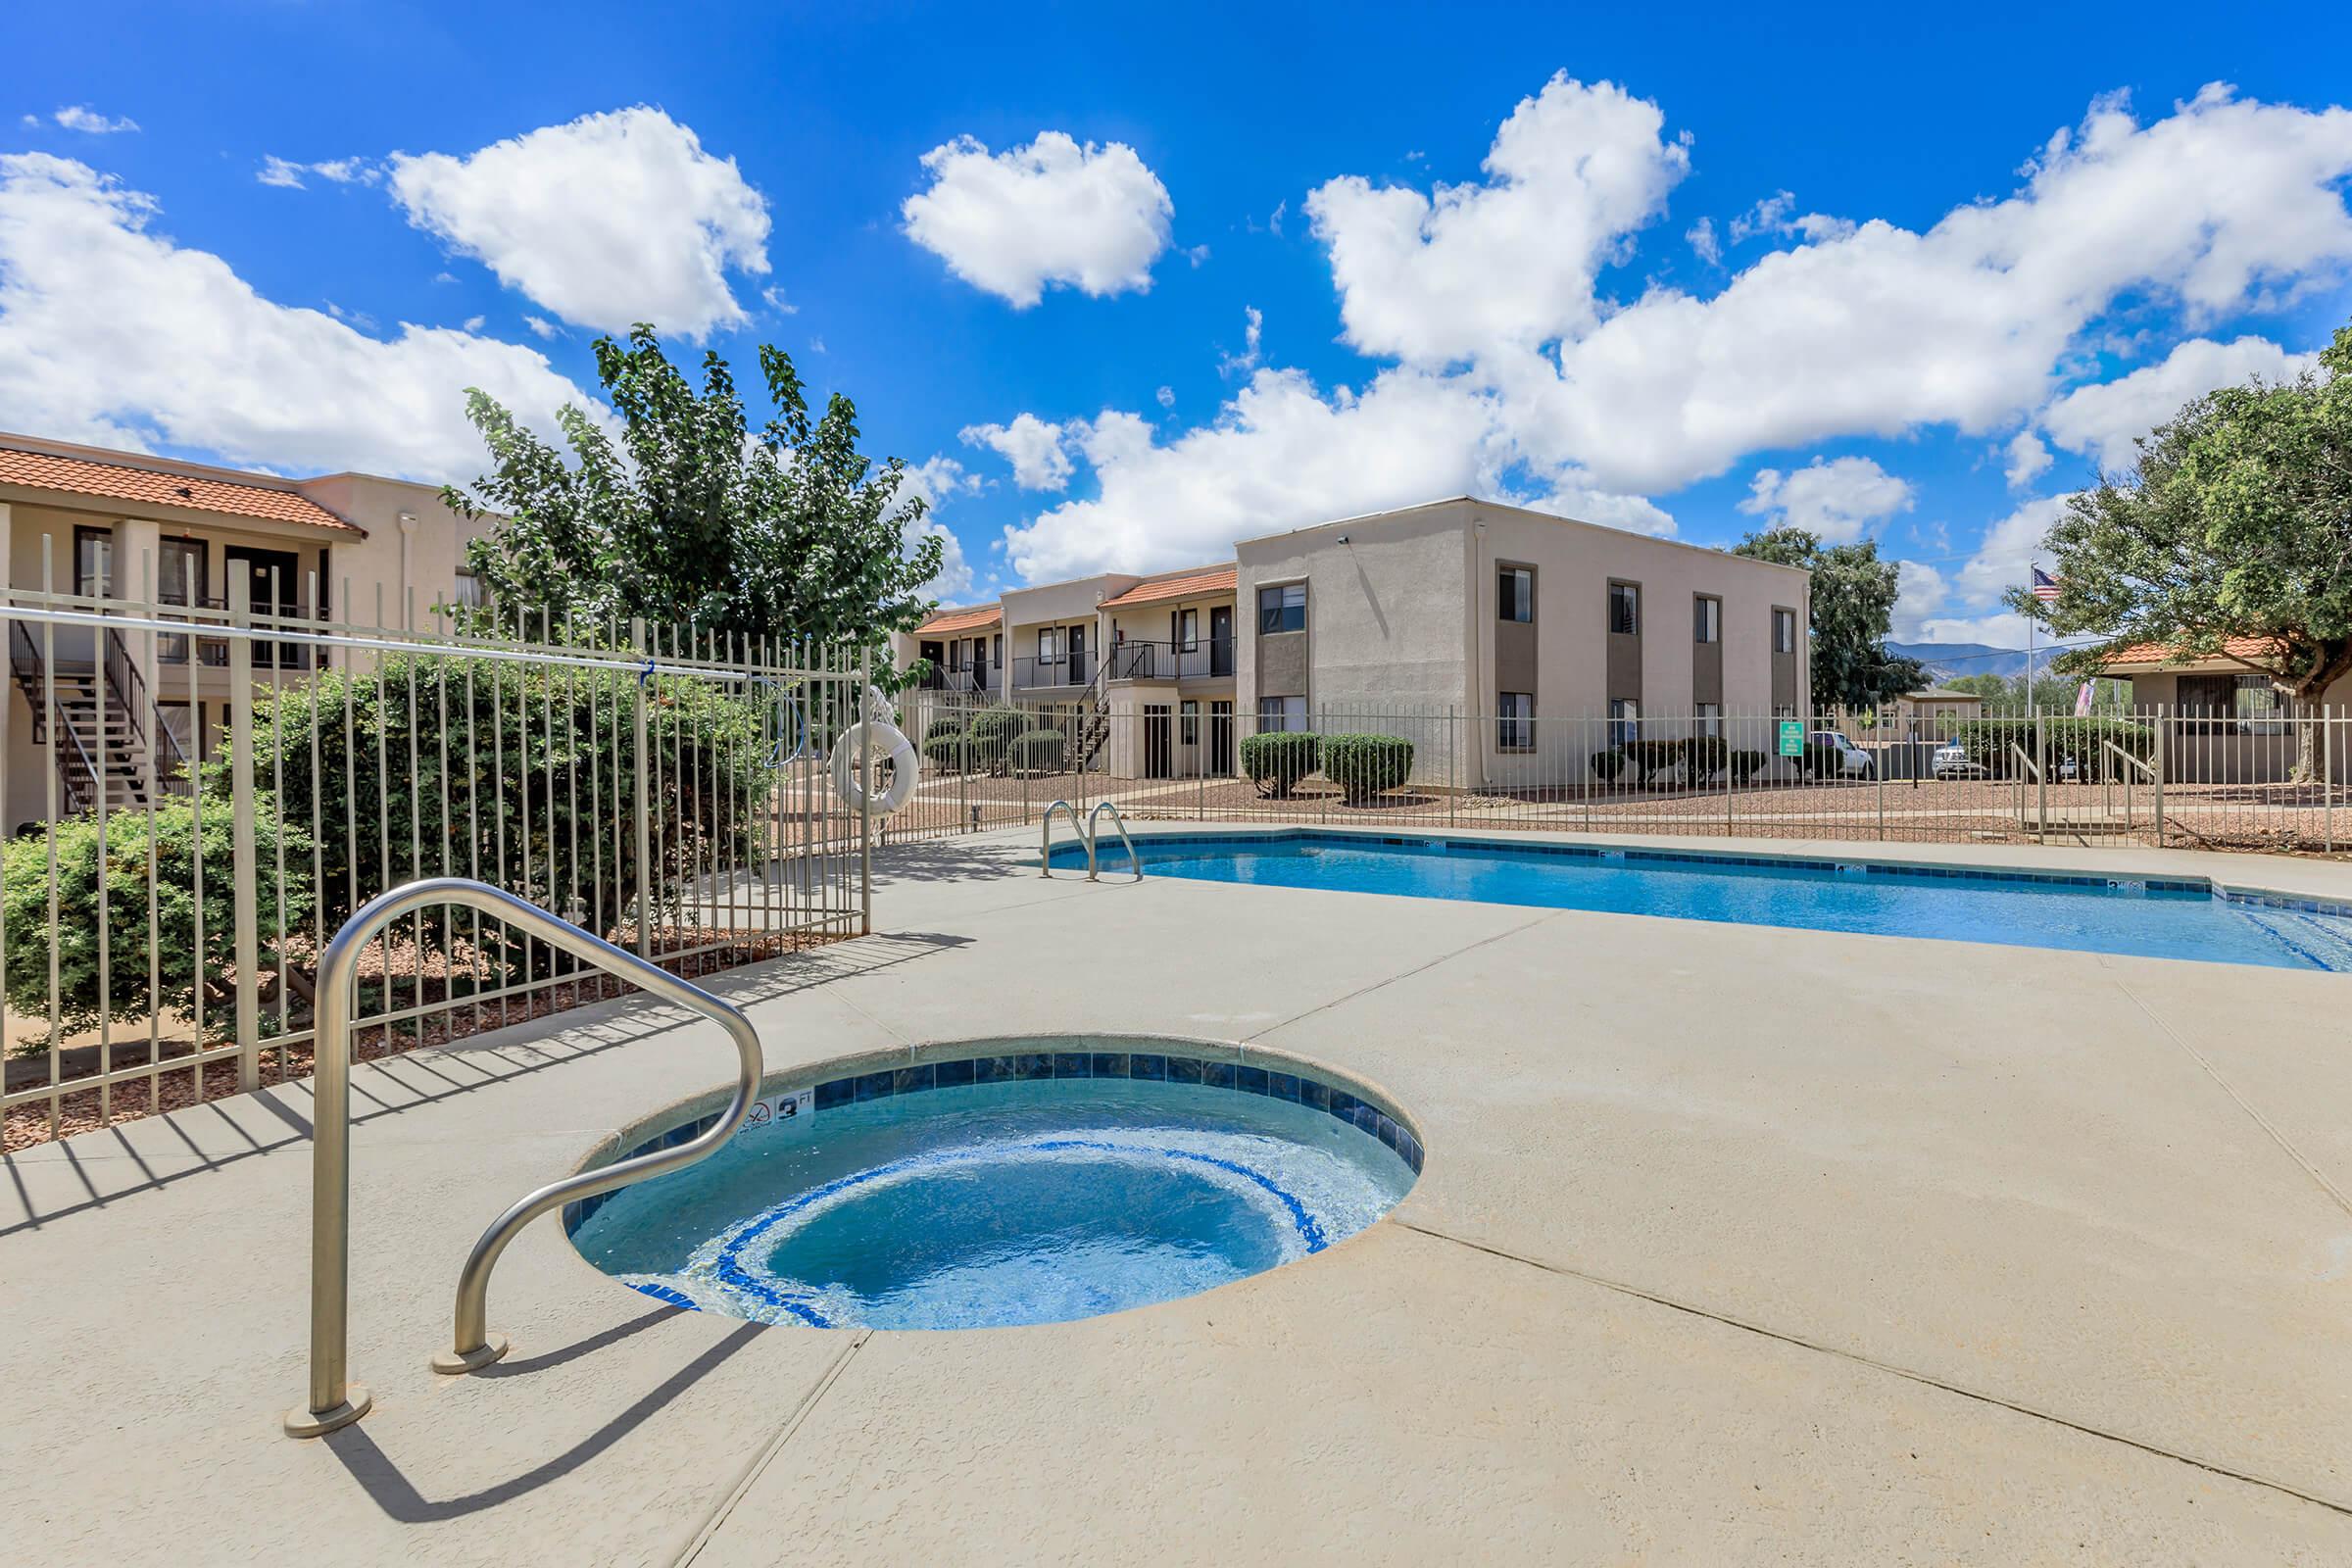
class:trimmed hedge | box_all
[921,730,973,771]
[1241,731,1321,797]
[1729,748,1767,785]
[1590,748,1628,782]
[1008,727,1066,773]
[1322,733,1413,804]
[1948,716,2152,780]
[2,800,313,1044]
[965,707,1025,772]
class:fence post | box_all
[2034,704,2047,845]
[1875,714,1886,841]
[227,576,262,1091]
[858,645,873,936]
[2154,704,2166,846]
[2326,706,2334,856]
[1449,706,1458,831]
[631,617,652,958]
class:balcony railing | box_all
[914,663,995,694]
[1012,650,1092,690]
[155,595,312,668]
[1108,637,1233,682]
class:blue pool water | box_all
[570,1050,1416,1330]
[1057,832,2352,972]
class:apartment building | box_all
[900,496,1813,788]
[1,431,490,829]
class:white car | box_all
[1805,730,1878,780]
[1932,740,1987,779]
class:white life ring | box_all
[831,684,917,814]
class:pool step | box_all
[2238,906,2352,971]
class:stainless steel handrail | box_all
[1040,798,1089,878]
[284,877,764,1439]
[1086,801,1142,882]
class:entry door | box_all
[225,546,303,667]
[1066,624,1087,685]
[1208,701,1234,774]
[1144,704,1172,779]
[1209,606,1233,676]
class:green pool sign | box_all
[1777,719,1806,758]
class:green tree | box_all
[1730,527,1925,710]
[2016,322,2352,777]
[449,325,944,662]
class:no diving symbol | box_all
[747,1101,773,1128]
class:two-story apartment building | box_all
[901,496,1813,789]
[1,431,490,829]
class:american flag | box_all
[2031,566,2062,603]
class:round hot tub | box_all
[564,1037,1421,1331]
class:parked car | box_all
[1803,730,1877,780]
[1932,740,1988,779]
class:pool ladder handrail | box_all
[284,877,764,1439]
[1087,801,1143,882]
[1038,799,1145,882]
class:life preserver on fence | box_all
[831,684,917,814]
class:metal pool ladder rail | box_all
[283,877,764,1439]
[1039,799,1145,882]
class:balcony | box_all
[1107,638,1233,683]
[1011,650,1093,691]
[913,663,992,694]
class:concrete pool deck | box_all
[4,826,2350,1564]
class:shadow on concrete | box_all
[324,1320,767,1522]
[2,931,969,1236]
[477,1304,687,1378]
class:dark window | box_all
[1608,697,1640,746]
[1497,692,1534,751]
[1695,703,1722,737]
[1178,608,1199,650]
[1693,596,1720,644]
[1257,695,1305,732]
[1180,699,1200,746]
[74,525,114,598]
[1257,583,1306,634]
[1499,566,1534,623]
[1608,582,1639,637]
[1773,608,1797,654]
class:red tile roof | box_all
[0,445,362,533]
[1097,564,1237,610]
[915,604,1002,636]
[2103,635,2285,670]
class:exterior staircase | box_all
[9,622,189,813]
[1076,660,1112,772]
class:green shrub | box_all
[1322,733,1414,803]
[1729,749,1766,785]
[1946,716,2151,780]
[1241,731,1321,797]
[227,653,763,978]
[2,801,313,1046]
[1684,735,1728,780]
[1008,727,1067,773]
[921,729,972,771]
[1590,748,1628,783]
[922,715,967,743]
[965,707,1025,772]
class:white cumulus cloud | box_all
[52,106,138,134]
[2003,429,2053,488]
[896,456,983,599]
[1305,74,1690,367]
[902,131,1173,308]
[0,153,601,479]
[2038,334,2322,472]
[388,107,770,338]
[1738,455,1914,543]
[958,413,1073,491]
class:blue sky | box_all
[7,2,2352,655]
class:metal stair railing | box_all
[285,877,764,1439]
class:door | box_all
[225,546,304,667]
[1144,704,1172,779]
[1066,624,1087,685]
[1209,605,1233,676]
[1209,700,1234,774]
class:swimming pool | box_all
[567,1039,1418,1330]
[1053,831,2352,972]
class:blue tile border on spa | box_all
[1047,826,2352,916]
[564,1049,1422,1235]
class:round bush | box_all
[1684,735,1728,780]
[1728,748,1766,785]
[922,715,968,744]
[1240,731,1321,798]
[1007,727,1067,773]
[921,730,972,771]
[1590,748,1628,782]
[1321,732,1413,804]
[965,707,1025,771]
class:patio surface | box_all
[4,826,2350,1564]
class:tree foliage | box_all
[1730,527,1925,710]
[2020,323,2352,701]
[449,325,944,661]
